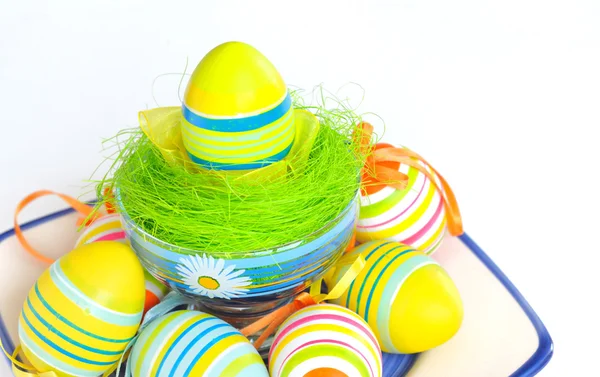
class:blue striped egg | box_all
[18,241,145,377]
[181,41,295,170]
[129,310,269,377]
[325,241,463,354]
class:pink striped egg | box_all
[357,144,446,255]
[75,214,170,314]
[74,214,127,246]
[269,304,382,377]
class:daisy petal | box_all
[175,265,191,275]
[215,258,225,274]
[229,277,252,287]
[226,269,245,279]
[196,254,206,271]
[178,257,194,271]
[222,265,236,276]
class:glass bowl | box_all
[119,195,358,314]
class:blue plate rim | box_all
[458,233,554,377]
[0,205,77,366]
[0,208,553,376]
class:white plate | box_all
[0,208,553,376]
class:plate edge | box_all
[458,233,554,377]
[0,205,79,362]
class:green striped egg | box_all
[357,144,447,255]
[129,310,269,377]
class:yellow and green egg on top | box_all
[181,42,296,170]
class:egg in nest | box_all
[181,41,296,170]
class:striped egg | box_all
[357,144,446,255]
[269,304,382,377]
[18,241,145,377]
[142,270,170,315]
[129,310,269,377]
[181,41,296,170]
[75,214,170,315]
[325,240,463,354]
[74,214,127,246]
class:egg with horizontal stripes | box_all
[357,144,446,255]
[181,41,296,170]
[129,310,269,377]
[18,241,145,377]
[269,303,382,377]
[75,214,170,315]
[325,240,463,354]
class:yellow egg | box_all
[181,41,296,170]
[18,241,145,377]
[325,240,463,354]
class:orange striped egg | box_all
[357,144,446,255]
[142,270,170,315]
[129,310,269,377]
[269,304,382,377]
[18,241,145,377]
[75,214,170,315]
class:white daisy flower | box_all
[175,254,251,299]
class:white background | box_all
[1,0,599,375]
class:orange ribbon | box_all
[356,122,463,236]
[240,292,316,350]
[345,231,357,253]
[103,187,117,214]
[13,190,109,264]
[240,250,366,350]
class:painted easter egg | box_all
[129,310,269,377]
[325,240,463,354]
[18,241,145,377]
[269,304,382,377]
[74,213,128,247]
[181,41,296,170]
[357,144,446,255]
[75,213,170,314]
[142,269,170,314]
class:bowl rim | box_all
[116,188,359,256]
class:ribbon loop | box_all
[0,338,58,377]
[355,122,464,236]
[13,190,100,264]
[310,253,366,304]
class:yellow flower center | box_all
[198,276,220,290]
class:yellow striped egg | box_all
[18,241,145,377]
[325,241,463,354]
[75,214,170,315]
[181,41,295,170]
[129,310,269,377]
[357,144,446,255]
[269,304,382,377]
